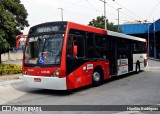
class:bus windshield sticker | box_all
[38,56,45,64]
[87,64,93,70]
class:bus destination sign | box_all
[37,26,60,33]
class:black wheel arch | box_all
[93,65,104,78]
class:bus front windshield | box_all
[24,33,64,65]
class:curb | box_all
[148,57,160,62]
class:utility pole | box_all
[100,0,107,30]
[148,24,150,57]
[117,8,122,32]
[58,8,63,21]
[153,19,156,58]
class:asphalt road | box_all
[0,59,160,114]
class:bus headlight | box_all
[51,68,60,77]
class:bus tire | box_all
[92,69,103,86]
[136,62,140,73]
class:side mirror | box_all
[73,45,78,57]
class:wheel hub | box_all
[93,72,100,82]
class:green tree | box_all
[0,0,29,63]
[88,16,120,32]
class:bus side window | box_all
[87,33,94,58]
[67,29,86,59]
[67,35,85,58]
[95,34,108,59]
[133,41,138,53]
[139,42,146,53]
[74,35,85,58]
[117,39,129,58]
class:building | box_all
[120,19,160,59]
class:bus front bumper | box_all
[22,75,67,90]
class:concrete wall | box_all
[1,52,23,61]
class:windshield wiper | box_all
[55,51,61,64]
[41,32,55,56]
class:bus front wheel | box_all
[92,69,103,86]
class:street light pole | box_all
[100,0,107,30]
[117,8,122,32]
[58,8,63,21]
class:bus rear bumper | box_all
[22,75,67,90]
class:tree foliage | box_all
[0,0,29,63]
[88,16,120,32]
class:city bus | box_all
[16,35,27,50]
[22,21,148,90]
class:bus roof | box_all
[67,21,146,42]
[107,30,146,42]
[67,21,107,35]
[29,21,146,42]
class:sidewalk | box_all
[2,59,22,66]
[148,57,160,62]
[0,73,21,82]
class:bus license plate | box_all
[34,78,41,82]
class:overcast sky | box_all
[21,0,160,34]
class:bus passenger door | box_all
[128,40,133,71]
[108,37,117,76]
[66,31,90,88]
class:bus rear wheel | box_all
[92,69,103,86]
[136,63,140,73]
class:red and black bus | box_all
[16,35,27,50]
[22,21,148,90]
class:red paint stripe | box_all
[118,64,128,67]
